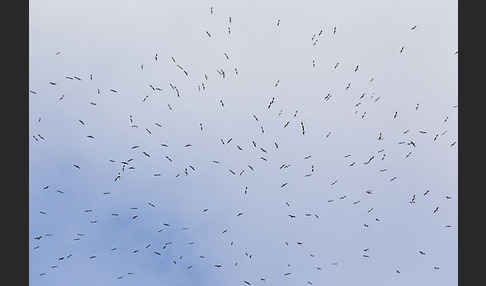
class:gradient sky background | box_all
[29,0,457,285]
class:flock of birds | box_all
[30,5,457,285]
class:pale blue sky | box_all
[29,0,457,285]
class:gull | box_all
[364,156,374,165]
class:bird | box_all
[364,156,374,165]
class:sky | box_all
[29,0,458,285]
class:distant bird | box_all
[364,156,374,165]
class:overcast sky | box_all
[29,0,457,285]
